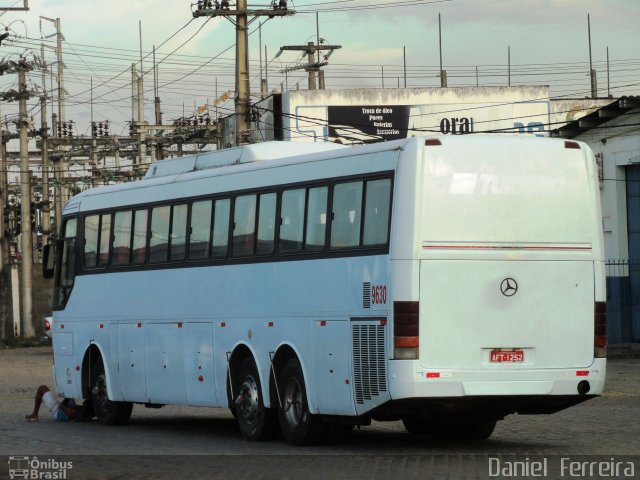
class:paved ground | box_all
[0,347,638,479]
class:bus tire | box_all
[234,357,277,441]
[90,357,133,425]
[278,358,325,446]
[226,374,237,419]
[402,417,496,440]
[401,416,431,435]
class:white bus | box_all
[44,135,607,445]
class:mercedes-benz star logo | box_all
[500,278,518,297]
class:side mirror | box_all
[42,243,55,279]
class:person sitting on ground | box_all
[25,385,93,422]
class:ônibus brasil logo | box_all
[8,456,73,479]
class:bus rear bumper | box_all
[387,358,606,401]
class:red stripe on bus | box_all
[422,245,592,251]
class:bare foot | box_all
[25,415,39,421]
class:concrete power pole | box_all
[587,14,597,98]
[193,1,294,146]
[279,42,341,90]
[0,102,8,341]
[18,67,34,337]
[153,46,164,160]
[138,21,146,165]
[39,46,51,243]
[41,16,66,234]
[236,0,249,145]
[40,88,51,242]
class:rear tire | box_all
[278,358,325,446]
[401,416,431,435]
[402,416,496,440]
[90,357,133,425]
[233,357,277,441]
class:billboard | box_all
[327,105,410,143]
[323,101,550,144]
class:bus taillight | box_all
[594,302,607,358]
[394,301,419,359]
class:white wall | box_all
[277,86,553,143]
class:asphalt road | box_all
[1,347,638,479]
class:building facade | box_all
[553,97,640,343]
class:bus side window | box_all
[280,188,305,253]
[84,214,99,267]
[170,204,188,261]
[363,178,392,246]
[190,200,213,260]
[98,214,112,267]
[232,194,256,257]
[131,209,148,264]
[305,186,328,251]
[112,211,133,266]
[256,192,276,255]
[330,181,363,248]
[150,205,171,263]
[212,198,230,258]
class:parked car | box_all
[43,315,53,342]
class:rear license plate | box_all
[490,349,524,363]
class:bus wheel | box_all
[234,357,277,441]
[278,358,325,446]
[90,357,133,425]
[402,417,496,440]
[401,416,431,435]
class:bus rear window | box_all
[422,145,593,245]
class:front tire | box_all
[278,358,325,446]
[233,357,277,441]
[90,357,133,425]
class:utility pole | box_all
[0,1,29,11]
[153,46,163,160]
[0,101,8,341]
[439,14,447,88]
[51,111,62,232]
[18,66,34,337]
[40,77,51,242]
[279,41,341,90]
[90,78,98,187]
[131,64,140,164]
[138,21,146,164]
[403,46,407,88]
[193,0,294,146]
[39,17,66,124]
[587,13,597,98]
[41,16,66,234]
[508,46,511,87]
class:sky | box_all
[0,0,638,136]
